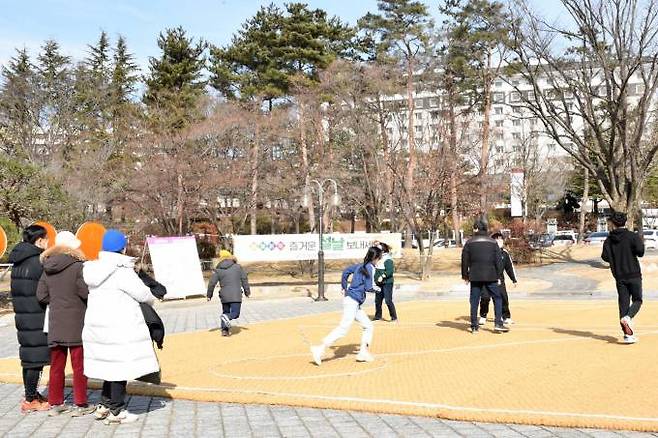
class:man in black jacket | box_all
[462,220,508,333]
[479,232,517,325]
[602,211,644,344]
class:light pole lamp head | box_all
[331,193,341,207]
[301,192,310,208]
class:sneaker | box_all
[623,335,638,344]
[48,404,72,417]
[470,327,479,334]
[494,325,510,333]
[620,316,634,336]
[311,345,324,366]
[478,317,486,326]
[103,410,139,425]
[70,404,96,417]
[503,318,514,325]
[355,350,374,362]
[20,399,50,414]
[390,318,399,324]
[372,317,382,321]
[94,404,110,420]
[221,328,230,337]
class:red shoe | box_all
[21,399,50,414]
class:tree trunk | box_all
[404,60,416,248]
[299,102,315,231]
[250,124,259,235]
[448,98,461,245]
[480,51,493,217]
[578,168,589,243]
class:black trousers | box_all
[480,281,511,319]
[470,282,503,329]
[374,283,397,320]
[616,278,643,320]
[101,380,127,415]
[22,367,43,402]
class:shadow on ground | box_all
[551,327,619,344]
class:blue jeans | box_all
[470,282,503,328]
[221,302,241,329]
[375,283,397,320]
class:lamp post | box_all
[302,179,340,301]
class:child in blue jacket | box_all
[311,246,382,365]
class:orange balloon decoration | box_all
[32,221,57,248]
[76,222,106,260]
[0,225,6,259]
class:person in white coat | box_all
[82,230,159,425]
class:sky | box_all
[0,0,566,73]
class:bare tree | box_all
[508,0,658,226]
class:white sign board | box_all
[510,170,524,217]
[233,233,402,263]
[147,236,206,299]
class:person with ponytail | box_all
[311,246,382,365]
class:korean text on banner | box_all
[233,233,401,263]
[147,236,206,299]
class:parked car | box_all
[584,231,609,245]
[643,230,658,250]
[551,234,575,246]
[529,233,553,249]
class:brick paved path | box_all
[0,289,655,437]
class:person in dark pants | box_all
[374,241,397,322]
[479,232,517,326]
[207,250,251,336]
[602,211,645,344]
[461,219,508,334]
[9,225,51,413]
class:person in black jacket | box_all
[9,225,51,413]
[479,232,517,326]
[602,211,644,344]
[461,220,508,334]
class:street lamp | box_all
[302,179,340,301]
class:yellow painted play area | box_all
[1,300,657,432]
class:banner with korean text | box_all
[233,233,402,263]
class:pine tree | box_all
[0,49,40,158]
[209,3,354,107]
[111,36,139,106]
[144,26,207,129]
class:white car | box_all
[643,230,658,250]
[584,231,608,245]
[551,235,575,246]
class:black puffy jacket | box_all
[9,242,50,368]
[461,232,504,283]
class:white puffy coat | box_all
[82,251,159,381]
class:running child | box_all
[311,246,382,365]
[602,211,644,344]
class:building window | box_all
[415,112,423,120]
[495,133,503,140]
[494,107,503,115]
[430,111,439,121]
[512,80,520,86]
[415,98,424,109]
[415,126,423,134]
[513,120,521,127]
[512,132,521,139]
[512,106,522,114]
[495,81,503,88]
[530,118,538,126]
[429,97,439,107]
[495,120,504,127]
[510,91,522,102]
[492,92,505,103]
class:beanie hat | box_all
[219,249,233,259]
[55,231,81,250]
[102,229,127,253]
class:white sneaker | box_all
[311,345,324,366]
[623,335,638,344]
[94,404,110,420]
[503,318,514,325]
[355,350,374,362]
[620,316,634,336]
[478,317,486,326]
[103,410,138,425]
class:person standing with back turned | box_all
[602,211,644,344]
[461,219,508,334]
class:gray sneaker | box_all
[48,404,72,417]
[70,405,96,417]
